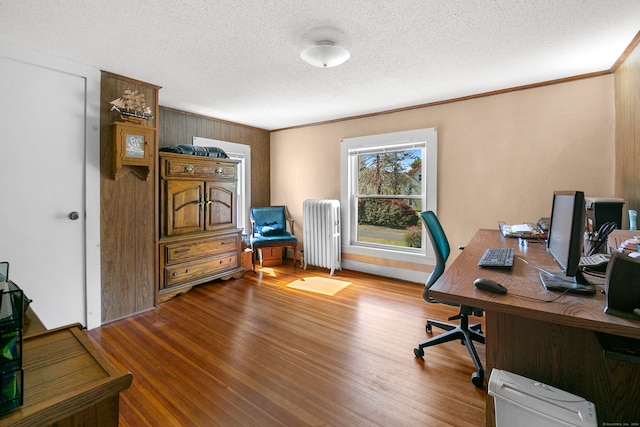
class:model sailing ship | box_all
[110,89,153,123]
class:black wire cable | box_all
[504,256,576,302]
[515,255,572,282]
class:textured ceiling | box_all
[1,1,639,130]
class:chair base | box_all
[414,311,485,388]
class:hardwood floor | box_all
[87,263,487,426]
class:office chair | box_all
[413,211,485,387]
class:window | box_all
[341,128,437,277]
[355,146,424,249]
[193,137,251,233]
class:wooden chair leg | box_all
[251,248,256,271]
[292,245,297,269]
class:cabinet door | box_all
[205,181,236,231]
[166,180,204,235]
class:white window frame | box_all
[193,137,251,234]
[340,128,437,282]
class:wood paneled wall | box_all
[615,36,640,220]
[100,72,160,323]
[159,107,271,207]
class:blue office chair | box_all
[250,206,297,270]
[413,211,485,387]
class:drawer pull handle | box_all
[174,248,190,253]
[215,167,223,174]
[185,165,195,173]
[173,272,179,276]
[186,268,191,273]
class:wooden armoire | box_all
[158,152,244,302]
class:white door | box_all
[0,51,97,329]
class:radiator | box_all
[303,199,341,275]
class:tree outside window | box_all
[356,148,423,248]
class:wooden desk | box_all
[429,229,640,426]
[0,324,132,427]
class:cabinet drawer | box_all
[164,236,238,264]
[162,157,236,179]
[165,254,238,288]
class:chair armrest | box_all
[284,208,295,235]
[286,217,295,235]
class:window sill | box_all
[341,244,434,283]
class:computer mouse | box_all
[474,278,508,294]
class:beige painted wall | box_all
[270,75,615,277]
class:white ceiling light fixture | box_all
[300,40,350,68]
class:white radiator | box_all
[303,199,341,275]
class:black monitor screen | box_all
[548,191,584,276]
[541,190,595,295]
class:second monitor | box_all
[539,190,596,295]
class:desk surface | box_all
[431,229,640,426]
[1,324,132,427]
[429,229,640,340]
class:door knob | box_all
[68,211,80,220]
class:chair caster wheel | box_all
[414,347,424,358]
[426,323,432,333]
[471,371,484,388]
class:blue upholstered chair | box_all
[250,206,297,270]
[413,211,485,387]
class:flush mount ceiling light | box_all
[300,40,350,68]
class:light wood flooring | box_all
[87,262,487,426]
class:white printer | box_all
[488,369,597,427]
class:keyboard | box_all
[478,247,515,269]
[579,253,610,267]
[579,253,610,272]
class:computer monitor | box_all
[539,190,596,295]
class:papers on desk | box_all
[498,222,540,239]
[618,236,640,254]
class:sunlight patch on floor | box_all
[259,267,277,277]
[286,276,351,296]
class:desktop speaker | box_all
[604,252,640,320]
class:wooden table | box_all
[428,229,640,426]
[0,324,132,426]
